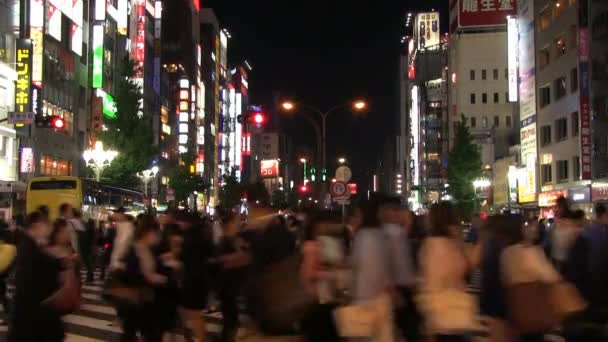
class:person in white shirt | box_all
[109,207,135,271]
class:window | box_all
[493,69,499,80]
[505,68,508,79]
[482,93,488,104]
[555,34,567,58]
[540,48,550,69]
[494,92,499,103]
[494,116,500,127]
[506,116,512,127]
[573,156,581,180]
[540,85,551,107]
[470,93,476,104]
[482,69,487,80]
[556,118,568,141]
[0,85,6,107]
[482,117,488,128]
[540,9,552,31]
[505,92,509,103]
[554,0,565,18]
[572,112,579,136]
[0,136,7,158]
[40,155,72,176]
[570,67,578,92]
[470,70,475,80]
[470,117,477,128]
[542,164,553,184]
[557,160,569,182]
[554,77,567,100]
[541,125,552,146]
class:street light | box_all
[300,158,308,185]
[280,99,367,199]
[338,157,347,164]
[138,166,159,199]
[83,141,118,182]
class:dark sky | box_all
[205,0,446,185]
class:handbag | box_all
[43,268,81,315]
[506,281,558,334]
[416,289,478,334]
[550,281,587,318]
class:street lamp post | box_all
[138,166,159,200]
[473,178,491,213]
[282,100,366,201]
[82,141,118,182]
[300,158,308,185]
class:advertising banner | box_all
[517,0,537,203]
[459,0,516,28]
[578,0,591,179]
[414,12,440,50]
[47,3,62,42]
[92,25,104,88]
[260,160,279,178]
[507,16,518,102]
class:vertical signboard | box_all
[134,4,146,78]
[409,86,420,209]
[178,79,189,154]
[71,24,82,56]
[14,39,32,114]
[517,0,537,203]
[30,0,44,86]
[414,12,440,50]
[578,0,591,180]
[507,16,518,102]
[92,25,104,88]
[47,3,62,42]
[20,147,34,173]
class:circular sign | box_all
[335,166,352,183]
[330,181,348,198]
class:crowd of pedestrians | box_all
[0,194,608,341]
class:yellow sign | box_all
[14,39,32,113]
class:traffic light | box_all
[248,112,267,128]
[35,115,65,130]
[299,185,309,193]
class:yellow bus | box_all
[26,176,145,221]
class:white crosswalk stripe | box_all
[0,271,224,341]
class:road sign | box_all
[330,181,348,198]
[335,166,352,183]
[7,112,34,125]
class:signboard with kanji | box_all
[458,0,516,28]
[14,39,32,114]
[260,159,279,178]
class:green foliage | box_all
[98,58,156,187]
[218,168,243,211]
[448,115,483,218]
[271,188,298,209]
[169,150,209,203]
[244,180,271,206]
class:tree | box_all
[168,150,209,204]
[244,180,271,206]
[448,115,482,218]
[218,168,243,211]
[98,58,156,187]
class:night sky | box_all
[206,0,446,186]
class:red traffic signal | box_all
[35,115,65,130]
[51,116,64,129]
[299,185,309,193]
[251,112,266,125]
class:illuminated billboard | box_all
[507,16,518,102]
[457,0,516,28]
[20,147,34,173]
[47,4,62,41]
[117,0,128,34]
[71,24,82,56]
[96,89,118,119]
[30,0,44,86]
[414,12,440,50]
[134,4,146,77]
[578,1,591,180]
[14,39,32,114]
[178,79,189,153]
[260,160,279,178]
[94,0,105,20]
[92,25,104,88]
[409,86,420,208]
[518,0,536,203]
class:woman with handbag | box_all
[418,202,478,342]
[8,211,64,342]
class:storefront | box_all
[568,186,593,217]
[538,189,569,218]
[592,182,608,204]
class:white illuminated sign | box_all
[154,1,162,19]
[507,16,518,102]
[94,0,105,20]
[48,4,62,41]
[20,147,34,173]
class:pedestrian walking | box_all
[379,196,421,342]
[418,202,477,342]
[117,214,167,342]
[110,207,135,271]
[8,211,64,342]
[157,224,183,339]
[177,211,213,342]
[0,220,16,326]
[216,210,251,342]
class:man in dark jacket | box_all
[8,211,64,342]
[176,211,213,342]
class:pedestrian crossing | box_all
[0,272,225,341]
